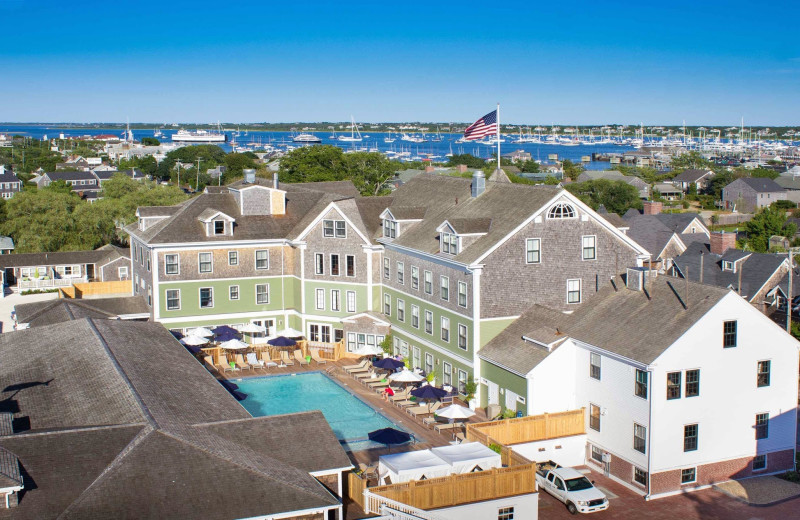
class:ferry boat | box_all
[292,132,322,143]
[172,125,227,143]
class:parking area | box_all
[538,467,800,520]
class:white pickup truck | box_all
[535,461,609,514]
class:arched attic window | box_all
[547,202,576,219]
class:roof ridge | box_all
[0,422,148,440]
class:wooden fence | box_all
[366,464,536,512]
[296,340,346,361]
[466,408,585,446]
[59,280,133,299]
[347,471,367,511]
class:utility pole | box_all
[196,159,202,191]
[176,163,181,189]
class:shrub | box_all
[488,443,503,454]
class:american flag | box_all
[463,109,498,140]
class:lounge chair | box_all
[359,374,382,385]
[202,355,215,368]
[393,398,418,408]
[368,380,390,391]
[434,422,463,434]
[246,352,265,370]
[310,348,327,364]
[217,355,239,373]
[388,389,410,402]
[342,360,369,373]
[355,370,379,381]
[234,354,252,371]
[293,349,310,366]
[408,401,441,417]
[259,351,278,368]
[280,350,295,366]
[454,431,466,443]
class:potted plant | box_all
[379,334,393,358]
[464,378,478,409]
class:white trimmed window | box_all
[346,255,356,277]
[315,253,324,275]
[397,299,405,321]
[229,285,239,300]
[331,289,340,311]
[411,266,419,290]
[411,304,419,328]
[346,290,356,312]
[590,353,601,380]
[440,276,449,301]
[166,289,180,310]
[255,250,269,270]
[384,258,390,279]
[384,294,391,315]
[397,262,404,284]
[330,254,340,276]
[441,231,459,255]
[526,238,541,264]
[165,254,179,275]
[582,235,596,260]
[199,287,213,308]
[567,279,581,304]
[198,252,212,273]
[118,266,128,279]
[548,202,576,219]
[458,324,468,350]
[228,250,238,266]
[424,310,433,335]
[424,270,432,294]
[383,219,397,238]
[443,362,452,385]
[256,284,269,304]
[458,281,468,308]
[323,219,346,238]
[441,317,450,342]
[315,288,325,310]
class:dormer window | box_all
[383,219,397,238]
[323,219,346,238]
[722,260,734,272]
[548,202,576,219]
[441,231,459,255]
[214,220,225,235]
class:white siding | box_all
[527,341,576,415]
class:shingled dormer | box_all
[228,184,286,216]
[435,218,492,255]
[197,209,235,237]
[380,206,426,239]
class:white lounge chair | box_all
[246,352,265,370]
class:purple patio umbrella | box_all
[373,357,404,371]
[268,336,297,347]
[411,385,448,400]
[368,427,411,447]
[213,325,242,342]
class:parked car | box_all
[535,461,609,514]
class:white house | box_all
[479,270,799,499]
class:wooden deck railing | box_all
[466,408,585,446]
[365,463,537,513]
[296,339,346,361]
[347,471,368,511]
[59,280,133,299]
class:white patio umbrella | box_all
[352,344,383,356]
[180,335,209,346]
[186,327,214,338]
[219,339,249,350]
[237,323,267,334]
[436,404,476,421]
[275,327,304,338]
[389,369,425,383]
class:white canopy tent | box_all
[378,450,451,484]
[430,442,502,474]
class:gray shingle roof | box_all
[0,246,126,269]
[14,296,149,327]
[671,169,714,183]
[44,171,96,182]
[624,215,680,259]
[0,236,13,251]
[733,177,785,193]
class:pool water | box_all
[233,372,405,451]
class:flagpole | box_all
[496,103,501,172]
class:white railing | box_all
[364,491,448,520]
[19,277,86,290]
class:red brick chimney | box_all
[456,164,468,173]
[643,201,663,215]
[425,165,435,173]
[709,231,736,255]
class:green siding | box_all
[371,285,382,313]
[480,361,528,415]
[304,281,369,318]
[159,277,287,318]
[480,317,517,347]
[392,329,472,395]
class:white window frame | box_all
[165,254,180,275]
[255,249,269,270]
[440,276,449,301]
[397,261,404,285]
[441,231,459,255]
[384,293,391,315]
[441,316,450,343]
[346,290,356,313]
[753,454,767,472]
[331,289,341,311]
[411,304,420,328]
[547,202,576,219]
[229,285,240,301]
[443,362,452,386]
[680,467,697,485]
[315,288,325,310]
[315,253,324,275]
[166,289,181,310]
[198,252,213,274]
[213,220,225,235]
[582,235,597,261]
[411,266,419,290]
[330,254,340,276]
[384,258,390,279]
[526,238,541,264]
[118,266,128,278]
[397,298,405,321]
[384,219,397,238]
[199,287,214,309]
[345,254,356,277]
[228,250,239,266]
[424,310,433,335]
[256,283,269,305]
[567,279,581,304]
[424,270,433,294]
[458,281,468,308]
[458,323,468,350]
[590,352,601,380]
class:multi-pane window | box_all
[229,285,239,300]
[424,310,433,335]
[753,455,767,471]
[498,507,514,520]
[440,276,449,301]
[199,287,213,308]
[346,255,355,277]
[198,252,212,273]
[384,258,390,279]
[315,253,324,275]
[685,369,700,397]
[346,291,356,312]
[214,220,225,234]
[397,299,405,322]
[316,288,325,310]
[323,219,346,238]
[458,281,468,308]
[667,372,682,400]
[411,266,419,290]
[458,324,468,350]
[684,424,698,452]
[589,353,601,380]
[526,238,541,264]
[757,360,771,387]
[411,305,419,328]
[166,289,180,310]
[384,294,391,315]
[383,219,397,238]
[330,289,340,311]
[443,362,452,385]
[397,262,404,284]
[723,320,737,348]
[633,423,647,454]
[165,254,179,275]
[634,468,648,486]
[330,254,340,276]
[441,317,450,342]
[567,279,581,304]
[591,446,603,463]
[589,404,601,432]
[146,253,151,272]
[255,250,269,270]
[252,284,267,304]
[548,202,575,219]
[441,232,458,255]
[457,370,468,394]
[582,235,596,260]
[424,271,433,294]
[681,468,696,484]
[425,353,434,375]
[635,369,648,399]
[228,251,238,266]
[755,413,769,440]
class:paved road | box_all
[0,290,58,333]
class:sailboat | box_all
[338,116,363,142]
[384,131,395,143]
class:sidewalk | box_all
[0,290,58,333]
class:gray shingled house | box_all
[721,177,786,212]
[670,168,715,193]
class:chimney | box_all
[625,267,656,292]
[471,170,486,198]
[425,165,435,173]
[709,231,736,255]
[457,164,468,173]
[643,201,663,215]
[243,169,256,184]
[272,172,279,190]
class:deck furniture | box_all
[408,401,441,418]
[259,351,279,368]
[434,422,463,434]
[246,352,265,369]
[234,354,252,371]
[217,355,239,373]
[280,350,295,366]
[342,360,369,373]
[310,348,327,364]
[294,349,310,366]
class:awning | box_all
[430,442,502,474]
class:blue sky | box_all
[1,0,798,125]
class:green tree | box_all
[746,206,787,252]
[223,152,258,180]
[278,145,348,183]
[671,151,712,170]
[565,179,643,215]
[561,159,584,181]
[344,152,395,196]
[140,137,160,146]
[446,154,485,169]
[750,167,780,180]
[519,160,540,173]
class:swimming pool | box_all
[233,372,407,451]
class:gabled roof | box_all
[14,296,149,327]
[384,206,427,220]
[0,236,14,250]
[0,246,127,269]
[671,169,714,183]
[624,216,685,260]
[43,171,96,182]
[729,177,785,193]
[445,217,492,235]
[197,208,235,222]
